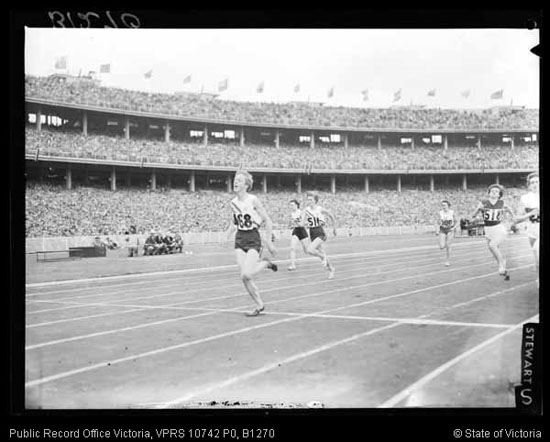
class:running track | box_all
[24,234,539,408]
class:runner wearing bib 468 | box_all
[225,170,278,317]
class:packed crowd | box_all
[25,183,526,238]
[26,75,539,130]
[26,127,539,171]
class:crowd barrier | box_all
[25,225,436,254]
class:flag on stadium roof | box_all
[490,89,504,99]
[461,89,471,98]
[218,78,229,92]
[361,89,369,101]
[427,89,436,97]
[294,84,301,93]
[144,69,153,79]
[256,81,264,93]
[99,63,111,74]
[54,56,67,70]
[393,88,402,102]
[183,74,192,84]
[327,87,334,98]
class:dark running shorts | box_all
[309,226,327,242]
[235,229,262,253]
[439,226,453,235]
[291,227,308,241]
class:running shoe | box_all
[328,265,335,280]
[263,257,278,272]
[288,265,297,271]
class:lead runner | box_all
[225,170,278,317]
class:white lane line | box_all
[25,250,527,327]
[377,314,539,408]
[26,246,529,317]
[25,258,532,344]
[25,242,471,295]
[27,238,507,289]
[26,248,449,302]
[25,262,532,384]
[155,322,403,409]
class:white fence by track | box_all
[25,225,436,254]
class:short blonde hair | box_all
[235,170,253,191]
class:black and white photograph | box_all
[11,9,543,433]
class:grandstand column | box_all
[82,111,88,137]
[189,171,196,192]
[330,175,336,194]
[275,130,280,149]
[66,166,72,190]
[411,137,415,150]
[124,116,130,140]
[377,135,382,150]
[430,175,434,192]
[110,167,117,191]
[364,176,369,193]
[495,174,500,185]
[310,131,315,149]
[205,173,210,189]
[277,175,281,188]
[240,127,245,147]
[444,134,448,150]
[150,170,156,191]
[36,109,42,132]
[462,174,468,190]
[510,136,515,150]
[344,133,348,149]
[262,175,267,193]
[296,176,302,194]
[477,135,481,149]
[226,174,232,192]
[203,124,208,146]
[397,175,402,193]
[164,122,171,143]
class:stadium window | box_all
[523,136,532,142]
[149,124,159,129]
[41,115,47,124]
[28,113,36,123]
[431,135,442,143]
[422,137,431,144]
[107,121,119,126]
[190,130,204,138]
[299,136,311,143]
[224,130,236,139]
[400,138,412,144]
[502,136,511,143]
[330,134,341,143]
[532,134,537,142]
[319,136,330,143]
[212,131,224,138]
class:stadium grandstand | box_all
[25,74,539,247]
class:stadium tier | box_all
[25,127,538,171]
[26,75,538,130]
[26,183,524,238]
